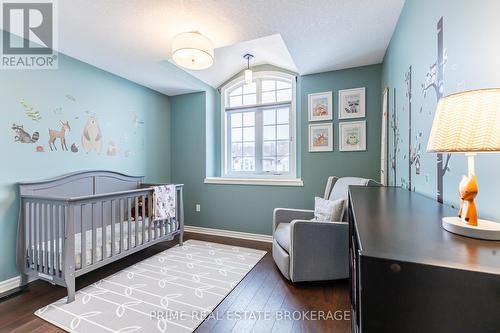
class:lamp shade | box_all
[244,69,252,84]
[427,88,500,153]
[172,32,214,70]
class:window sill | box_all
[204,177,304,187]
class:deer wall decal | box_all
[48,121,71,151]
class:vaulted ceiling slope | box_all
[31,0,405,95]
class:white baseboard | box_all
[184,225,273,243]
[0,276,22,294]
[0,274,37,294]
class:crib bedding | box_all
[31,219,178,270]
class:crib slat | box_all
[119,199,124,253]
[127,198,131,250]
[44,203,48,274]
[34,204,39,271]
[28,202,34,266]
[134,197,139,247]
[41,204,47,273]
[92,203,97,264]
[47,204,54,275]
[38,203,42,272]
[141,196,146,245]
[155,216,158,240]
[102,201,106,260]
[46,204,51,274]
[39,203,43,272]
[38,203,42,273]
[110,200,115,256]
[153,213,157,241]
[27,202,32,267]
[51,204,56,274]
[45,204,50,273]
[81,204,86,269]
[148,194,153,242]
[47,204,52,274]
[55,205,60,276]
[53,204,57,274]
[23,202,28,267]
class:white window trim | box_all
[218,71,299,183]
[204,177,303,187]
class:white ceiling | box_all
[44,0,404,95]
[178,33,298,88]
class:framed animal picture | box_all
[339,121,366,151]
[339,87,365,119]
[308,91,333,122]
[309,123,333,152]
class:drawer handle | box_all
[390,263,401,273]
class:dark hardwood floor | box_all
[0,233,350,333]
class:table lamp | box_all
[427,88,500,240]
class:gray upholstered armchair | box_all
[272,176,380,282]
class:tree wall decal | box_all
[422,17,451,203]
[390,88,400,186]
[405,65,416,191]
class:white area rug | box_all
[36,240,266,332]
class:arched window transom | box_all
[221,71,297,179]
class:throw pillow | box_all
[313,197,344,222]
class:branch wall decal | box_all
[422,17,451,203]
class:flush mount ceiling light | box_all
[243,53,254,84]
[172,32,214,70]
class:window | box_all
[221,72,297,179]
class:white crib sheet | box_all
[30,219,178,270]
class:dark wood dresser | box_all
[348,186,500,333]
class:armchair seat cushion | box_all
[274,223,291,253]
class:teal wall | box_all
[171,64,382,235]
[1,45,171,281]
[382,0,500,220]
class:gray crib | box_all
[16,170,184,303]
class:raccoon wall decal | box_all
[12,124,39,143]
[81,115,102,153]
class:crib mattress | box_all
[31,219,178,270]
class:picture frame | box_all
[309,123,333,152]
[308,91,333,122]
[339,87,365,119]
[339,121,366,151]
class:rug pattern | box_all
[35,240,266,332]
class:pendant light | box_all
[172,32,214,70]
[243,53,254,84]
